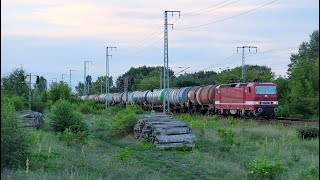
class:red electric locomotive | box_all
[215,82,278,119]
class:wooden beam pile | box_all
[133,113,197,149]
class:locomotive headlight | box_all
[255,101,260,104]
[273,101,278,105]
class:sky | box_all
[1,0,319,90]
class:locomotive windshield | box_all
[255,86,276,95]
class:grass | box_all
[1,110,319,179]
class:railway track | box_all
[247,117,319,127]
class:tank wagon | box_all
[80,82,278,119]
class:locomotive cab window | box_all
[248,87,251,94]
[255,86,276,95]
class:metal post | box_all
[163,10,180,114]
[241,48,245,82]
[101,80,102,94]
[62,74,66,82]
[84,61,86,95]
[69,70,76,90]
[124,76,128,109]
[29,73,31,113]
[84,61,92,95]
[159,67,162,89]
[106,46,116,110]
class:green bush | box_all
[108,108,138,138]
[217,128,234,144]
[76,100,103,115]
[296,126,319,140]
[10,95,27,111]
[48,82,71,104]
[79,103,93,114]
[49,99,88,134]
[59,128,87,146]
[31,91,47,113]
[1,94,30,170]
[126,105,144,115]
[114,147,132,161]
[246,157,287,180]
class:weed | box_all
[114,147,132,161]
[108,108,138,138]
[296,126,319,140]
[217,128,234,144]
[227,117,239,126]
[25,158,29,175]
[97,119,106,128]
[246,156,287,180]
[59,128,87,146]
[298,165,318,180]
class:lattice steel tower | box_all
[163,10,180,114]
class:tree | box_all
[1,93,30,170]
[288,30,319,74]
[283,30,319,118]
[1,68,28,98]
[75,82,84,96]
[137,75,160,91]
[34,76,47,93]
[48,81,71,103]
[116,66,174,91]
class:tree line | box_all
[1,30,318,119]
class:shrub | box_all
[246,157,287,179]
[217,128,234,144]
[114,147,132,161]
[108,108,138,138]
[79,103,93,114]
[126,105,144,115]
[49,99,88,134]
[10,95,27,111]
[31,91,47,113]
[296,126,319,140]
[59,128,87,146]
[1,94,30,170]
[77,100,103,115]
[48,82,71,104]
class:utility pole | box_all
[163,10,180,114]
[61,74,67,82]
[237,46,257,82]
[100,80,103,94]
[84,61,92,95]
[124,76,128,109]
[69,70,76,91]
[28,73,31,113]
[106,46,116,110]
[159,67,162,89]
[27,73,39,113]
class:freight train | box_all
[80,82,278,119]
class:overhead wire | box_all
[184,0,243,17]
[175,0,278,30]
